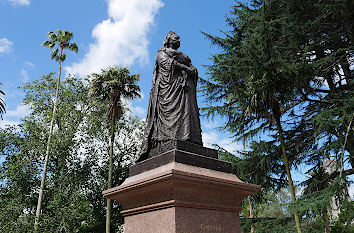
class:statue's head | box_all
[163,31,180,49]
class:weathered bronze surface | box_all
[130,149,231,177]
[148,140,217,159]
[138,31,202,162]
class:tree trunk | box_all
[34,48,63,232]
[249,196,255,233]
[274,115,302,233]
[106,118,115,233]
[340,115,353,177]
[322,209,331,233]
[243,135,255,233]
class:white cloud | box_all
[202,132,219,146]
[131,106,147,118]
[6,104,30,118]
[20,69,29,82]
[0,119,20,129]
[203,120,220,130]
[202,131,242,154]
[218,138,243,154]
[0,38,13,54]
[19,61,35,83]
[24,61,35,67]
[121,97,146,118]
[66,0,164,77]
[8,0,30,6]
[0,104,31,129]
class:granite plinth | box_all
[103,162,260,233]
[130,147,232,176]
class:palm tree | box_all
[90,66,140,233]
[0,82,5,119]
[34,30,78,231]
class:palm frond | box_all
[69,43,78,53]
[0,83,6,119]
[43,29,78,63]
[59,53,66,62]
[41,40,55,49]
[89,66,141,120]
[48,31,57,41]
[51,48,59,60]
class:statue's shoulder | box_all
[158,48,182,57]
[156,48,169,63]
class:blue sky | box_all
[0,0,243,152]
[0,0,353,196]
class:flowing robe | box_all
[138,47,202,161]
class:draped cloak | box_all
[138,47,202,162]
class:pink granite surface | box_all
[103,162,260,233]
[125,207,175,233]
[124,206,241,233]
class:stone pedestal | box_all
[103,141,260,233]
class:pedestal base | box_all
[103,162,260,233]
[124,206,240,233]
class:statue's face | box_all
[169,34,180,49]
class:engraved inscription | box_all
[200,224,222,231]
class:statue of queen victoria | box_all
[138,31,203,162]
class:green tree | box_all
[34,30,78,231]
[1,74,90,232]
[285,0,353,176]
[0,82,5,119]
[202,0,353,231]
[0,74,144,232]
[201,1,305,231]
[284,2,353,229]
[89,66,141,233]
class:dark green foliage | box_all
[218,140,288,201]
[203,0,353,232]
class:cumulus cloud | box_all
[0,38,13,54]
[24,61,35,67]
[202,132,219,146]
[203,120,220,130]
[66,0,164,77]
[202,131,242,154]
[19,61,35,82]
[0,119,20,129]
[0,104,31,129]
[131,106,147,118]
[6,104,31,118]
[20,69,29,82]
[8,0,30,6]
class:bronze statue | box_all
[138,31,203,162]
